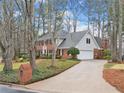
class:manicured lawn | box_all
[104,63,124,69]
[0,59,79,84]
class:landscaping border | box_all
[103,69,124,93]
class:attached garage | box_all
[77,50,93,60]
[58,31,101,60]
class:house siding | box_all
[76,32,99,59]
[76,33,99,50]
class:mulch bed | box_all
[103,69,124,93]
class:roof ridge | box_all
[70,30,88,34]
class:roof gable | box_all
[58,31,88,48]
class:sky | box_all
[0,0,91,35]
[34,0,89,32]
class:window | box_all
[86,38,90,44]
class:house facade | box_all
[35,31,67,56]
[36,31,101,60]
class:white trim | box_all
[76,31,100,49]
[88,31,100,49]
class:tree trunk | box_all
[111,0,118,62]
[51,46,57,67]
[26,0,37,70]
[118,0,123,62]
[111,25,118,62]
[29,48,37,70]
[2,45,14,72]
[51,32,57,67]
[3,58,13,72]
[73,19,77,32]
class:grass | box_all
[104,63,116,69]
[0,62,28,71]
[0,59,79,84]
[104,63,124,70]
[111,64,124,70]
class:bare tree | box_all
[68,0,81,32]
[47,0,67,67]
[0,0,15,72]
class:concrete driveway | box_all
[27,60,120,93]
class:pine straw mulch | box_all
[103,69,124,93]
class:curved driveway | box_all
[27,60,120,93]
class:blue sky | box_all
[34,0,89,31]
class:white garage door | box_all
[77,50,93,60]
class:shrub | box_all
[103,55,111,60]
[36,51,40,59]
[41,54,52,59]
[15,53,29,62]
[103,49,111,60]
[19,53,29,59]
[47,54,52,59]
[67,47,80,59]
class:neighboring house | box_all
[36,31,101,60]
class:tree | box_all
[68,0,82,32]
[107,0,123,62]
[118,0,123,61]
[47,0,67,67]
[23,0,44,70]
[0,0,15,72]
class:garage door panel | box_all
[77,50,93,60]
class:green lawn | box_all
[0,62,28,71]
[0,59,79,84]
[104,63,124,70]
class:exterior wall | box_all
[35,40,53,55]
[35,39,64,56]
[61,49,70,59]
[76,33,99,51]
[76,32,99,60]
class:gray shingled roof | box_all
[94,37,101,48]
[38,30,101,49]
[58,31,88,49]
[38,31,68,41]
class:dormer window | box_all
[86,38,90,44]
